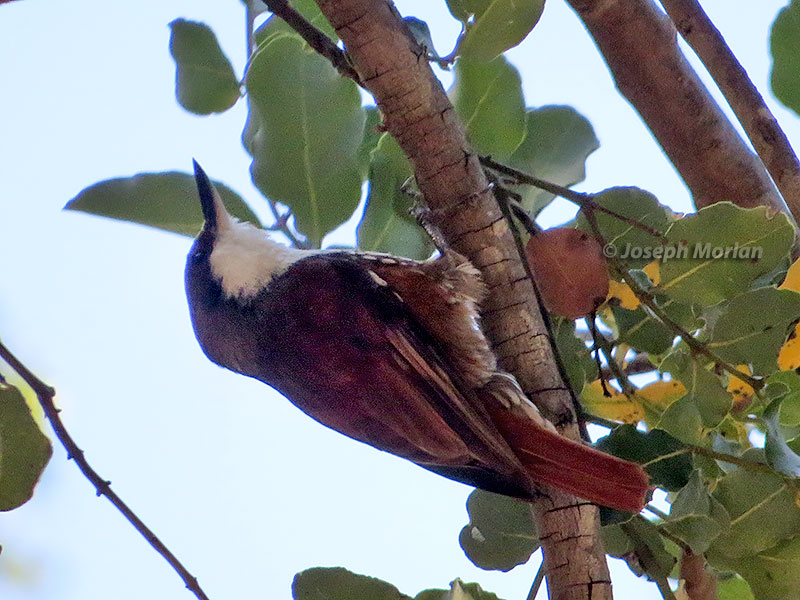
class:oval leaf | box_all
[456,0,545,62]
[710,457,800,560]
[458,489,538,571]
[245,35,365,247]
[65,172,261,236]
[770,0,800,116]
[764,396,800,477]
[0,384,52,511]
[576,187,673,269]
[662,471,730,554]
[509,106,599,215]
[169,19,240,115]
[292,567,410,600]
[357,133,433,260]
[595,425,693,491]
[659,204,794,308]
[707,287,800,376]
[450,56,526,160]
[254,0,337,48]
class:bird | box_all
[185,161,650,513]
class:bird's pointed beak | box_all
[193,160,231,233]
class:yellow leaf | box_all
[637,379,686,407]
[779,322,800,371]
[606,261,661,310]
[779,258,800,293]
[582,380,645,423]
[727,365,754,411]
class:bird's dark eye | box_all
[192,249,208,262]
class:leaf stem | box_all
[0,340,212,600]
[480,156,667,240]
[645,503,669,520]
[526,559,546,600]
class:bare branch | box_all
[301,0,614,597]
[659,0,800,225]
[564,0,792,222]
[0,341,211,600]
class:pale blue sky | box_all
[1,1,797,599]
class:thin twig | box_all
[656,524,691,554]
[645,503,669,520]
[265,199,309,249]
[490,173,591,442]
[245,0,257,58]
[591,319,638,397]
[584,412,621,430]
[624,270,764,392]
[0,341,211,600]
[260,0,361,83]
[660,0,800,226]
[480,156,667,240]
[526,560,546,600]
[687,444,774,474]
[601,352,656,380]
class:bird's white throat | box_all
[209,220,314,300]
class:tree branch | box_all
[659,0,800,226]
[261,0,360,82]
[0,340,211,600]
[305,1,612,598]
[564,0,792,223]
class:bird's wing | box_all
[253,253,533,495]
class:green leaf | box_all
[770,0,800,116]
[662,471,730,553]
[764,396,800,477]
[450,56,526,161]
[610,303,675,355]
[357,133,433,260]
[246,35,365,247]
[660,204,794,307]
[614,517,677,582]
[416,580,502,600]
[65,172,261,237]
[576,187,673,269]
[595,425,693,491]
[445,0,474,22]
[657,395,705,445]
[254,0,337,48]
[458,489,538,571]
[709,460,800,560]
[552,317,597,394]
[767,370,800,425]
[707,287,800,376]
[660,346,732,428]
[292,567,410,600]
[168,19,240,115]
[717,575,754,600]
[0,384,52,511]
[724,536,800,600]
[509,107,599,215]
[454,0,545,62]
[358,107,383,178]
[600,522,634,556]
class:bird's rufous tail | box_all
[497,410,650,513]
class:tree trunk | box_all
[314,1,613,599]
